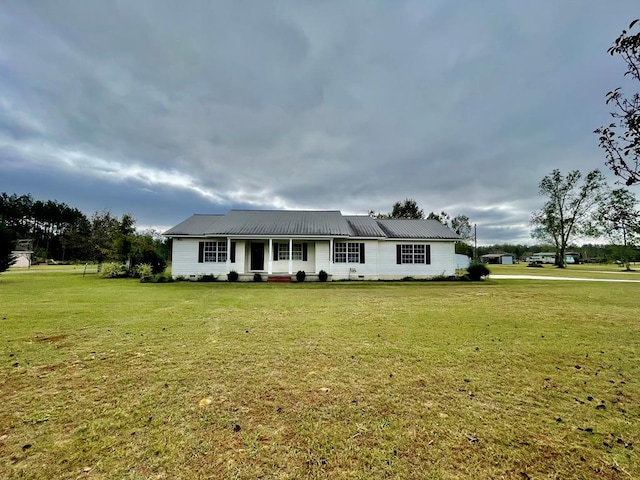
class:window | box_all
[334,242,365,263]
[199,241,227,263]
[274,242,308,261]
[396,244,430,264]
[278,243,303,261]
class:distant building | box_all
[481,253,514,265]
[10,239,34,268]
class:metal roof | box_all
[163,214,225,236]
[344,216,387,237]
[164,210,460,240]
[376,219,460,240]
[164,210,352,237]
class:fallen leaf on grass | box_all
[198,397,212,407]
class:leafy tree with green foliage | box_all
[595,19,640,186]
[589,188,640,270]
[1,192,90,260]
[0,225,17,273]
[426,210,449,223]
[391,199,424,219]
[89,211,137,263]
[531,169,606,267]
[450,214,472,240]
[129,233,167,274]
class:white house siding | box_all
[171,238,241,278]
[315,241,330,274]
[330,240,380,280]
[172,237,456,280]
[375,241,456,279]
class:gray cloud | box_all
[1,0,637,244]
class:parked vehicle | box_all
[528,252,575,265]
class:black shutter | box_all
[273,242,279,261]
[230,242,236,263]
[396,245,402,264]
[198,241,204,263]
[425,245,431,264]
[303,243,308,261]
[360,243,365,264]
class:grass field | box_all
[487,262,640,280]
[1,267,639,479]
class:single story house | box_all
[481,253,514,265]
[164,210,460,281]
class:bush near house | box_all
[467,261,490,280]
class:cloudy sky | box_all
[1,1,638,244]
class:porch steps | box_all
[267,275,292,283]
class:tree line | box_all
[0,193,168,273]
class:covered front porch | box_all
[233,238,333,276]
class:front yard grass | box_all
[488,262,640,280]
[1,270,638,479]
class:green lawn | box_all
[1,269,638,479]
[488,262,640,280]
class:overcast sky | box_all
[1,1,638,244]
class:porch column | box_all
[329,238,333,274]
[226,237,231,273]
[268,238,273,274]
[288,238,293,274]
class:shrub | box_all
[467,262,490,281]
[136,263,153,282]
[296,270,306,282]
[101,262,127,278]
[228,271,239,282]
[318,270,328,282]
[150,272,172,283]
[253,273,262,282]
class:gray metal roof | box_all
[344,216,387,237]
[164,210,352,237]
[163,214,225,236]
[376,219,460,240]
[164,210,459,240]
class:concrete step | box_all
[267,276,292,283]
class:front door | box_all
[250,242,264,270]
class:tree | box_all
[0,225,17,274]
[450,214,472,241]
[530,169,606,267]
[390,199,424,219]
[595,19,640,186]
[426,211,450,224]
[589,188,640,270]
[449,214,473,256]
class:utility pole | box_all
[473,223,477,261]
